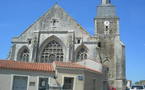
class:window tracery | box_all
[19,48,29,62]
[41,40,63,63]
[76,47,87,61]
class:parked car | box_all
[130,85,145,90]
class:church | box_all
[0,0,126,90]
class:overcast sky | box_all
[0,0,145,82]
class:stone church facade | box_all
[7,0,126,89]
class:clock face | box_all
[104,21,110,26]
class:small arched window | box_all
[18,48,29,62]
[41,40,63,63]
[76,47,88,61]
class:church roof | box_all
[97,0,117,18]
[16,4,90,41]
[0,60,102,74]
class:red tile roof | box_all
[55,61,85,69]
[54,61,102,74]
[0,60,54,72]
[0,60,102,74]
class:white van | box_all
[130,85,145,90]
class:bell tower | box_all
[95,0,126,90]
[101,0,111,5]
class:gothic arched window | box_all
[41,40,63,63]
[19,48,29,62]
[76,47,87,61]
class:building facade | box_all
[7,0,126,89]
[0,60,104,90]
